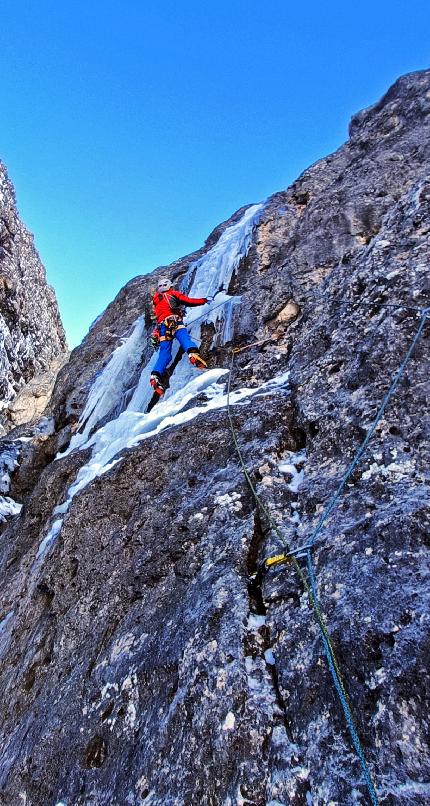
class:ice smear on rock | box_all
[36,518,63,560]
[37,369,289,560]
[0,610,14,662]
[0,440,25,522]
[0,443,21,492]
[0,611,13,636]
[37,204,268,559]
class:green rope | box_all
[226,350,380,804]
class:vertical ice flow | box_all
[64,315,147,455]
[129,202,263,411]
[38,203,265,559]
[185,203,264,343]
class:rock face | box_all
[0,70,429,806]
[0,162,66,429]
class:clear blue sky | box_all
[0,1,428,347]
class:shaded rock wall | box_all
[0,163,66,427]
[0,70,429,806]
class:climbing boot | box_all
[150,373,165,397]
[188,351,207,369]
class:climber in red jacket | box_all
[150,277,210,396]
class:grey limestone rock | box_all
[0,70,429,805]
[0,162,67,430]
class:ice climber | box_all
[149,277,210,396]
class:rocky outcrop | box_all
[0,162,66,429]
[5,356,68,429]
[0,70,429,805]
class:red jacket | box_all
[152,289,207,324]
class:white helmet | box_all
[157,277,172,292]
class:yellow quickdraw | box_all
[264,553,292,569]
[264,544,313,570]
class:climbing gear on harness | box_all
[150,329,160,349]
[148,286,210,400]
[188,351,207,369]
[160,316,186,342]
[149,373,165,397]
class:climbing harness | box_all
[226,300,429,805]
[150,296,235,357]
[160,315,186,342]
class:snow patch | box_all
[125,702,137,730]
[247,614,266,630]
[100,681,119,699]
[214,491,243,512]
[0,496,22,522]
[0,440,26,523]
[189,512,204,522]
[362,458,415,481]
[222,711,235,730]
[279,449,307,492]
[110,633,136,662]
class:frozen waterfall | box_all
[36,203,273,560]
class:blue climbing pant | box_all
[153,322,198,376]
